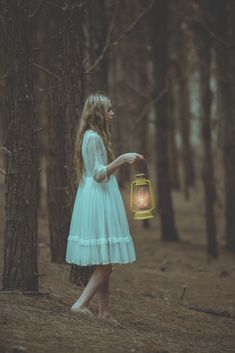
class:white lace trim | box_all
[67,236,131,245]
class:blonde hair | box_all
[73,92,115,185]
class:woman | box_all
[65,92,144,325]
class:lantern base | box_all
[133,210,154,220]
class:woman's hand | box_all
[121,153,144,165]
[106,153,145,177]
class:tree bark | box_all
[62,1,93,286]
[224,0,235,252]
[215,0,235,252]
[85,0,108,93]
[45,4,71,263]
[2,0,39,290]
[167,69,181,191]
[151,0,179,241]
[109,41,131,187]
[178,22,195,199]
[194,0,218,257]
[166,2,181,191]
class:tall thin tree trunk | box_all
[46,5,70,263]
[194,0,218,257]
[63,2,84,198]
[85,0,108,93]
[216,0,235,252]
[151,0,179,241]
[178,23,195,199]
[200,56,218,257]
[61,1,92,286]
[224,0,235,252]
[167,8,181,191]
[0,15,7,173]
[2,0,39,290]
[167,63,181,191]
[110,50,131,186]
[167,0,195,194]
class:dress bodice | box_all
[81,130,109,183]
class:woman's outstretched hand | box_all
[121,153,144,165]
[106,153,145,178]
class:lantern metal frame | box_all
[130,158,155,220]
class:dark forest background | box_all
[0,1,235,353]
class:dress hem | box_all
[67,235,132,245]
[65,259,136,266]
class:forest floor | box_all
[0,181,235,353]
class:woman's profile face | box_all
[105,103,114,126]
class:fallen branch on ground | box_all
[187,304,234,319]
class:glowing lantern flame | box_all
[134,186,150,209]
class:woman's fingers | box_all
[136,154,144,160]
[123,152,144,164]
[133,154,144,163]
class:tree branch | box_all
[187,304,234,319]
[85,0,154,74]
[31,0,63,10]
[0,146,13,156]
[0,168,6,176]
[33,62,62,81]
[29,0,46,19]
[84,1,120,74]
[112,0,154,46]
[192,20,230,47]
[115,87,167,150]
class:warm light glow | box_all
[133,186,150,209]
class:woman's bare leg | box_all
[98,276,111,318]
[98,274,121,325]
[71,264,112,310]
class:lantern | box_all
[130,173,155,220]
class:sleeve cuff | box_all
[93,165,109,183]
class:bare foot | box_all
[71,306,94,318]
[98,314,122,326]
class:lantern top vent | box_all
[136,173,146,178]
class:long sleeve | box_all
[86,133,109,183]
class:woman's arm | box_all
[106,153,144,178]
[86,132,144,182]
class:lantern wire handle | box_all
[143,157,150,175]
[136,157,151,177]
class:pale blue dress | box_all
[65,129,136,266]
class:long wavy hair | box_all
[74,92,115,185]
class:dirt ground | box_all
[0,180,235,353]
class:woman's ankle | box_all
[72,300,89,310]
